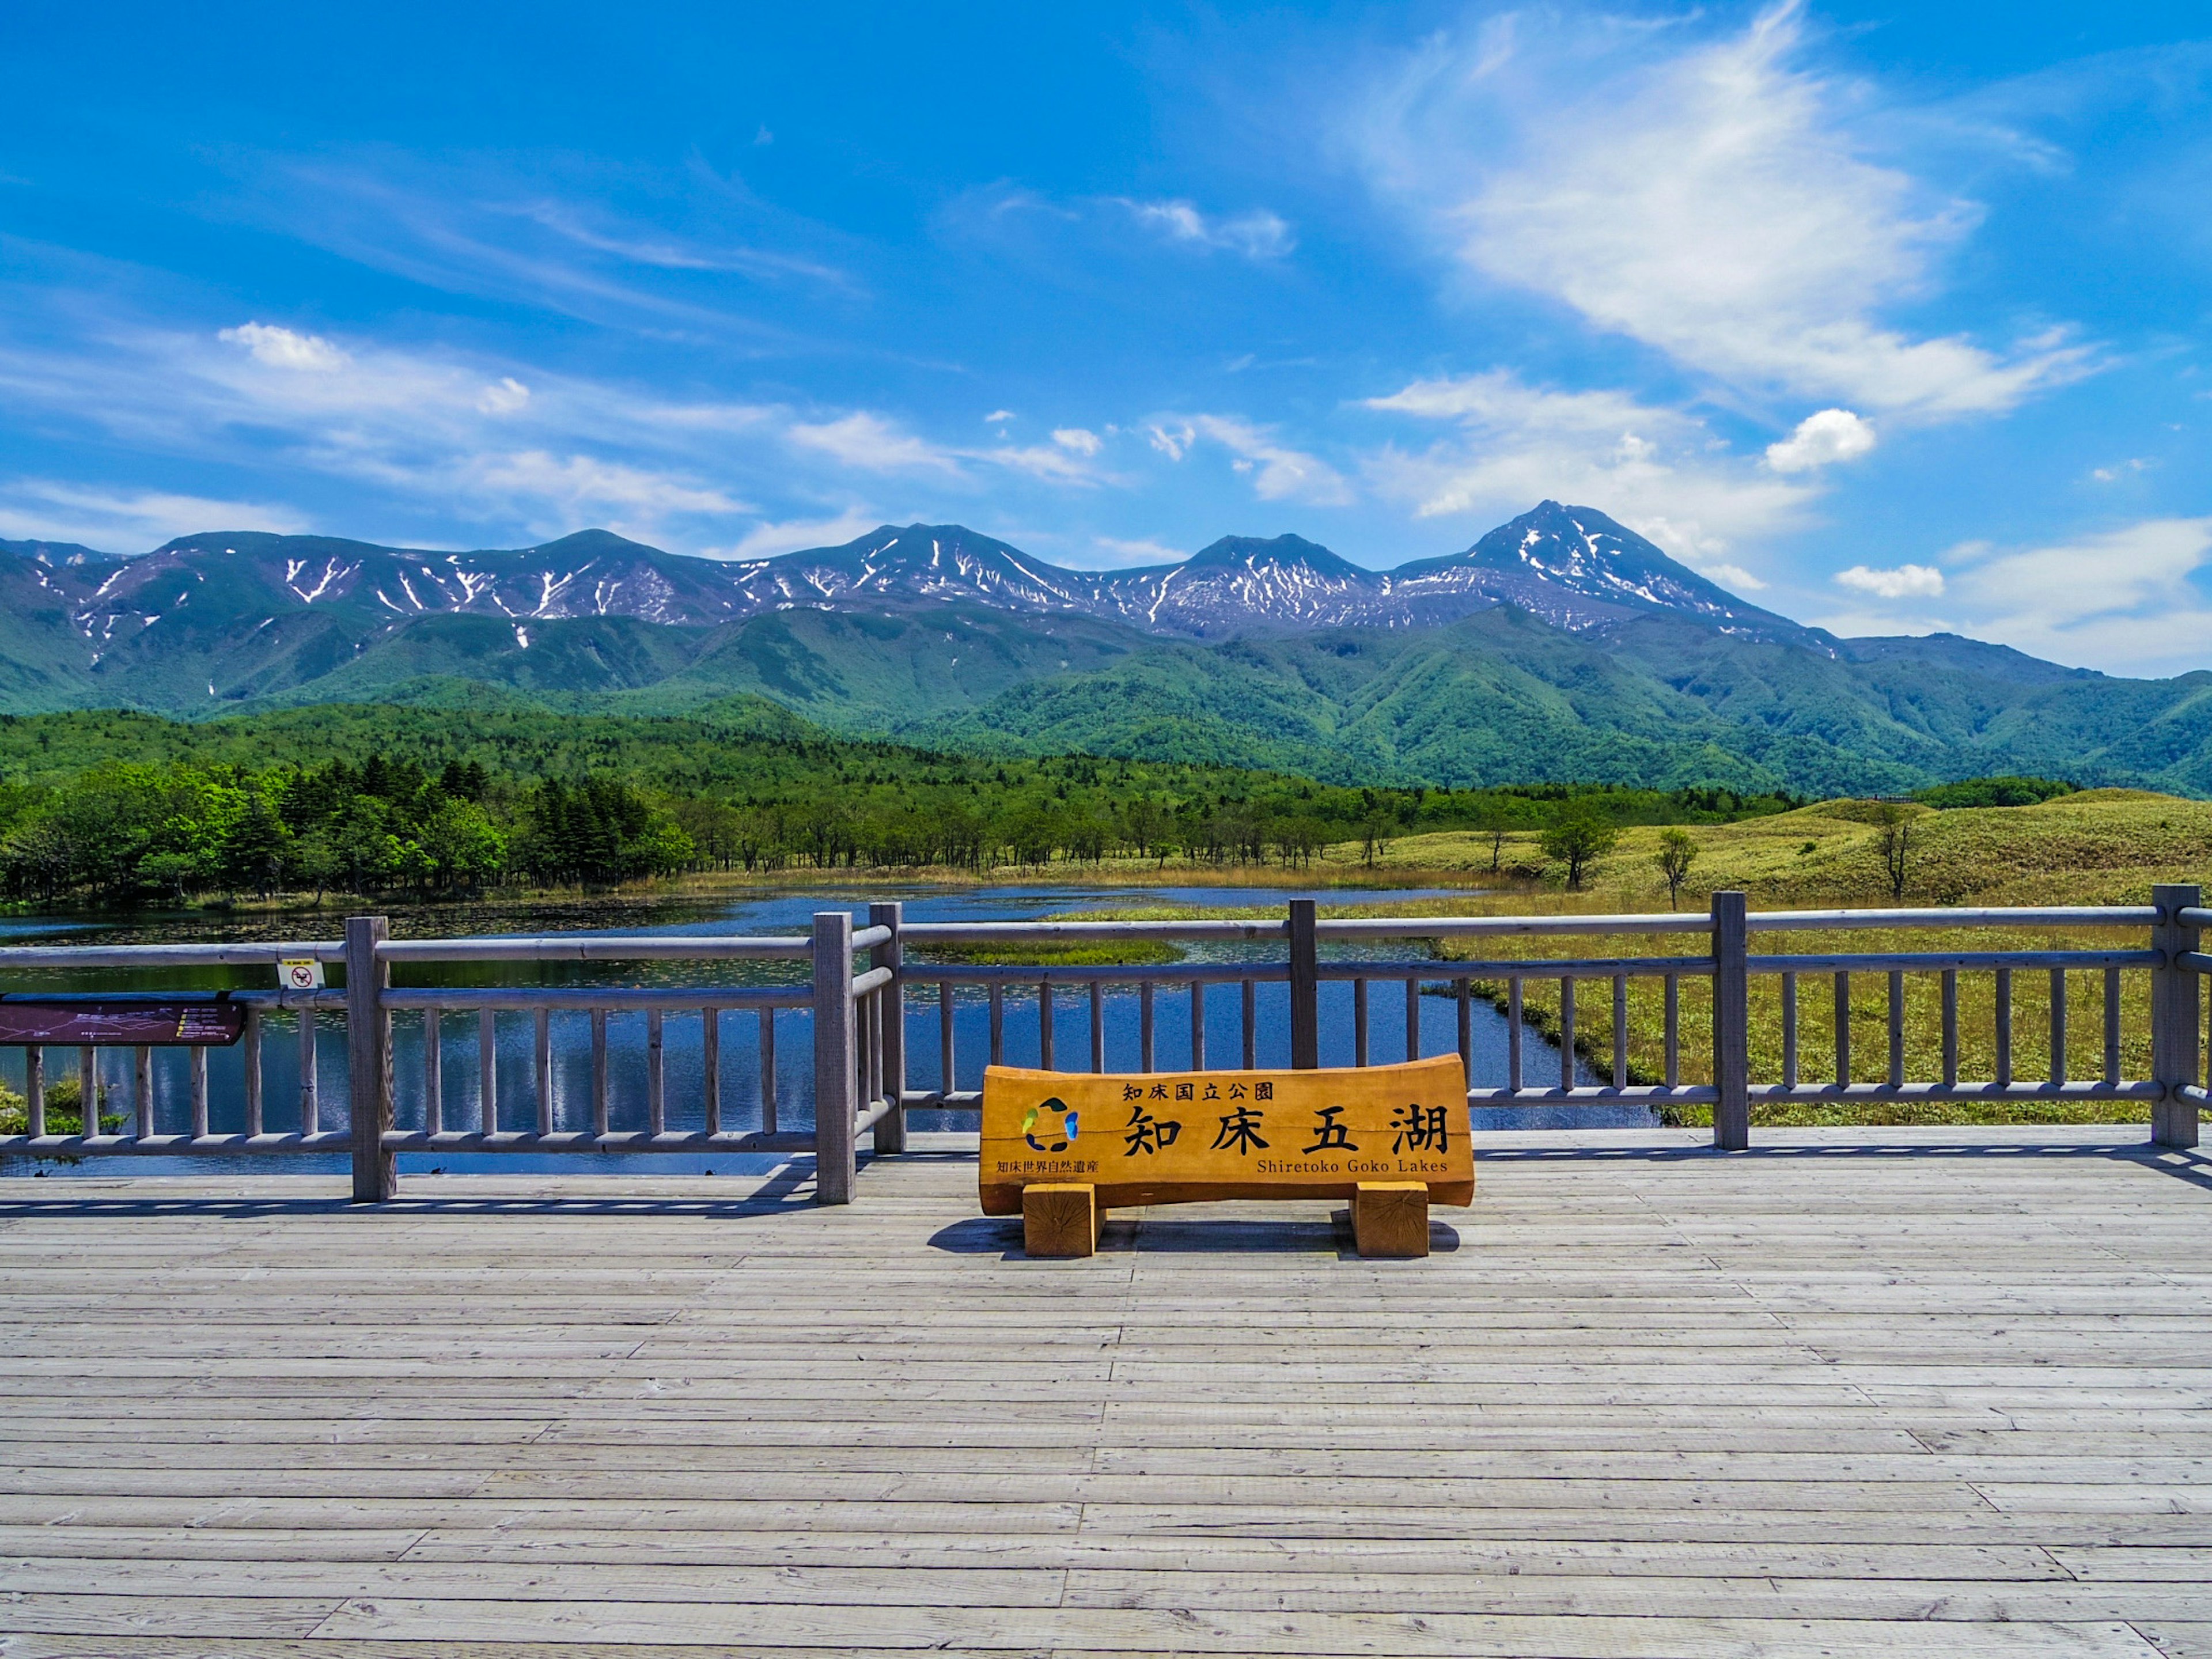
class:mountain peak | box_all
[521,529,665,560]
[1184,533,1364,579]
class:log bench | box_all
[980,1055,1474,1258]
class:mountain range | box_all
[4,499,2207,796]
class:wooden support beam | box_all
[1353,1181,1429,1259]
[1021,1183,1098,1258]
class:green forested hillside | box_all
[0,702,1798,903]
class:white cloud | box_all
[460,451,746,518]
[1934,517,2212,675]
[1120,199,1294,259]
[1355,4,2093,418]
[2092,459,2149,483]
[786,412,966,475]
[986,443,1108,486]
[1150,413,1352,506]
[709,508,885,563]
[1361,369,1807,571]
[1700,563,1767,593]
[476,376,531,415]
[219,321,349,372]
[0,481,310,551]
[1051,427,1103,456]
[982,409,1016,424]
[1093,535,1188,567]
[1767,408,1876,472]
[1835,562,1944,599]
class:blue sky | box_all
[2,2,2209,671]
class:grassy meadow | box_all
[1086,790,2212,1126]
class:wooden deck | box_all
[3,1126,2212,1656]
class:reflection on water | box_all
[2,882,1655,1178]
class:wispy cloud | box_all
[1148,414,1351,505]
[0,481,310,550]
[1835,562,1944,599]
[1938,517,2212,675]
[707,508,887,563]
[1118,199,1294,259]
[0,297,1122,551]
[1354,3,2096,419]
[1360,369,1808,576]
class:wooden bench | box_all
[979,1054,1474,1258]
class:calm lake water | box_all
[1,882,1643,1180]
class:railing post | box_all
[346,915,393,1203]
[2152,882,2200,1149]
[1288,899,1319,1070]
[813,911,857,1204]
[869,901,906,1154]
[1710,891,1749,1152]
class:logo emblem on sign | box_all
[1021,1097,1078,1152]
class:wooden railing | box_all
[0,887,2200,1200]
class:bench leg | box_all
[1023,1183,1098,1257]
[1353,1181,1429,1259]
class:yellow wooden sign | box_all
[979,1054,1473,1215]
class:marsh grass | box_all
[0,1075,117,1137]
[1054,792,2212,1126]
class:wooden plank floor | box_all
[2,1126,2211,1656]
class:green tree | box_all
[1472,797,1529,872]
[1874,802,1916,901]
[1653,827,1698,909]
[1540,804,1619,890]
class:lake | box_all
[0,882,1646,1179]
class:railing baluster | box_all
[1241,978,1256,1070]
[988,982,1005,1066]
[701,1007,720,1134]
[1942,971,1959,1088]
[1508,977,1523,1091]
[2104,967,2122,1086]
[1611,974,1628,1087]
[759,1007,777,1134]
[480,1009,498,1134]
[1665,974,1680,1089]
[589,1008,609,1136]
[1559,977,1575,1091]
[861,990,880,1109]
[1353,977,1369,1068]
[423,1009,442,1136]
[1038,978,1054,1071]
[79,1047,96,1137]
[1454,978,1472,1078]
[1090,981,1105,1074]
[1781,971,1798,1088]
[243,1011,262,1136]
[647,1009,665,1134]
[535,1008,553,1135]
[190,1047,208,1137]
[2050,968,2067,1085]
[1190,979,1207,1070]
[1887,971,1905,1089]
[1995,968,2013,1089]
[1833,972,1850,1087]
[24,1047,42,1139]
[134,1046,152,1138]
[938,983,956,1095]
[1405,975,1420,1063]
[299,1010,317,1135]
[1139,980,1155,1073]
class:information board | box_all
[979,1054,1474,1215]
[0,999,247,1047]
